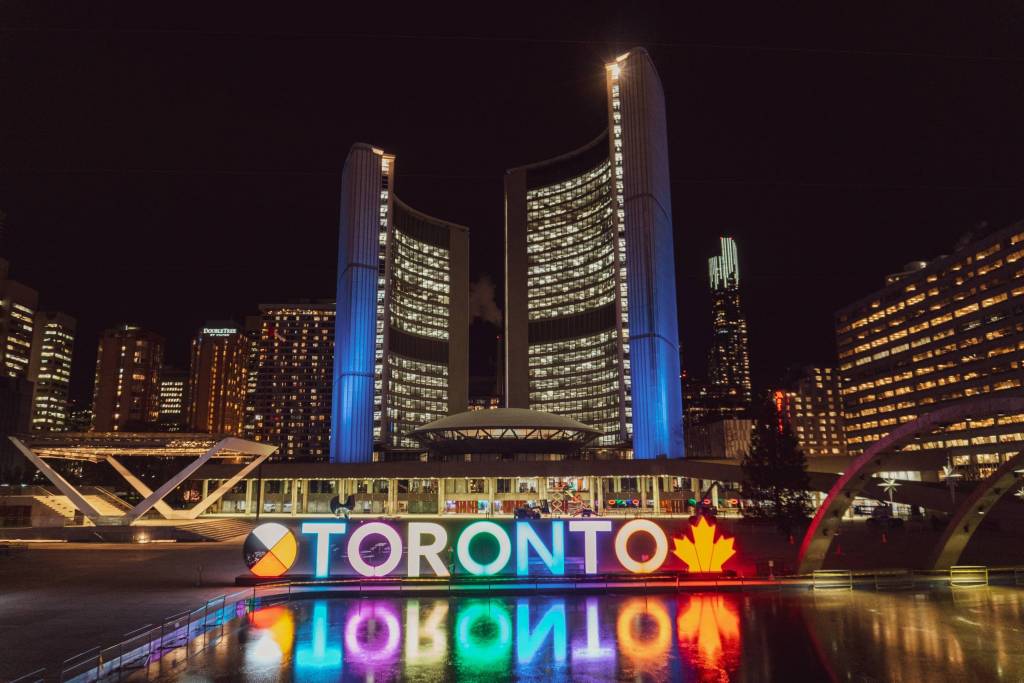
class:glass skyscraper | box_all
[504,48,684,458]
[332,145,469,463]
[707,236,752,413]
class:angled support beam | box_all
[122,438,277,523]
[8,436,104,522]
[182,441,276,520]
[105,456,175,518]
[929,451,1024,569]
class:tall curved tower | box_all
[332,145,469,463]
[504,48,684,458]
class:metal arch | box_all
[797,396,1024,573]
[928,450,1024,569]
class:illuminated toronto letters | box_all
[568,519,613,574]
[407,522,450,578]
[516,520,565,576]
[249,518,736,579]
[300,521,347,578]
[347,522,403,577]
[456,521,513,576]
[613,519,669,574]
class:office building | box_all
[157,367,189,432]
[707,237,752,414]
[503,48,684,458]
[773,366,847,456]
[837,221,1024,477]
[0,258,38,380]
[332,146,469,463]
[188,322,247,435]
[681,370,712,458]
[27,311,76,431]
[250,303,334,460]
[91,325,164,431]
[0,375,33,483]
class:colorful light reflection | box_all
[455,601,513,672]
[676,594,741,675]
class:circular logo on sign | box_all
[244,523,298,577]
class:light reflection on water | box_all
[181,588,1024,681]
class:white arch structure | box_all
[797,396,1024,573]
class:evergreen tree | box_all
[741,405,813,534]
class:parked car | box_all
[514,506,542,520]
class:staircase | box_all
[33,495,79,519]
[32,494,127,520]
[175,519,258,542]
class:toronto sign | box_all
[243,518,736,579]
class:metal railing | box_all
[812,569,853,590]
[950,565,989,588]
[49,588,265,682]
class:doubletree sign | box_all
[243,518,737,579]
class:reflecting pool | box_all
[159,588,1024,681]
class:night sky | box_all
[2,3,1023,405]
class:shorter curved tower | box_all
[504,48,684,458]
[332,145,468,463]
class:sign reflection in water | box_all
[234,589,1024,680]
[242,594,745,680]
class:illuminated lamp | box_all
[407,522,450,577]
[301,521,348,578]
[614,519,669,573]
[347,522,403,577]
[516,521,565,576]
[456,521,512,575]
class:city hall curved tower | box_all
[504,48,684,458]
[332,145,469,463]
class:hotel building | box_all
[837,221,1024,477]
[707,237,752,415]
[332,145,469,463]
[503,47,684,458]
[248,303,334,461]
[27,311,76,431]
[188,322,247,436]
[773,366,847,457]
[91,325,164,431]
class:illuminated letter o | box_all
[614,519,668,574]
[347,522,403,577]
[456,521,512,575]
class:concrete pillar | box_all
[486,477,495,515]
[245,479,254,516]
[711,483,719,509]
[437,479,445,515]
[301,479,309,515]
[290,479,298,516]
[652,476,661,515]
[639,476,648,513]
[388,478,398,515]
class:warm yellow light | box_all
[609,64,621,78]
[672,517,737,573]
